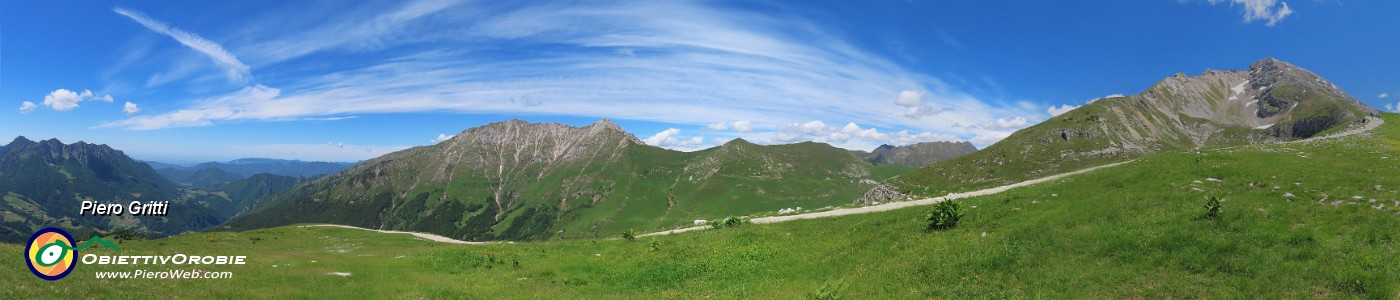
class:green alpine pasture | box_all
[3,114,1397,298]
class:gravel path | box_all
[302,224,492,244]
[639,160,1134,238]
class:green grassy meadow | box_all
[3,114,1397,298]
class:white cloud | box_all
[770,120,960,150]
[431,133,453,143]
[1386,102,1399,113]
[123,102,141,114]
[18,101,37,113]
[100,1,1041,148]
[98,84,279,129]
[114,7,251,84]
[732,120,753,132]
[1201,0,1294,26]
[1048,93,1121,116]
[42,89,84,111]
[970,130,1013,146]
[1380,93,1390,99]
[39,89,116,111]
[643,128,706,150]
[894,90,924,106]
[893,89,949,119]
[1047,104,1078,116]
[237,0,462,65]
[1086,93,1124,103]
[706,120,753,132]
[990,117,1028,129]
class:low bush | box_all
[1203,195,1222,220]
[926,200,962,231]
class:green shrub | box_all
[710,217,750,229]
[724,217,747,227]
[926,200,962,231]
[1203,196,1222,220]
[621,229,637,241]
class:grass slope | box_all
[4,114,1396,298]
[226,134,882,242]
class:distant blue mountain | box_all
[144,158,355,187]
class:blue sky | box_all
[2,0,1397,163]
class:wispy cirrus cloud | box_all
[114,7,251,84]
[101,0,1041,149]
[236,0,464,66]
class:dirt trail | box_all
[639,160,1134,238]
[301,224,492,245]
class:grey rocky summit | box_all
[854,141,978,168]
[860,58,1382,206]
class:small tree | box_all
[927,201,963,231]
[1203,196,1222,220]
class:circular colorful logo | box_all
[26,227,76,281]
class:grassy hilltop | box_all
[5,113,1395,298]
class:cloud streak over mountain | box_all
[97,0,1039,150]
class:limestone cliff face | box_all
[885,58,1380,199]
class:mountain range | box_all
[852,141,978,167]
[0,137,319,243]
[876,58,1380,201]
[224,120,897,241]
[0,137,225,242]
[2,57,1380,245]
[147,158,352,189]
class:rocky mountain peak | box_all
[1248,57,1290,72]
[723,138,754,146]
[7,136,34,147]
[589,118,624,131]
[860,141,978,167]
